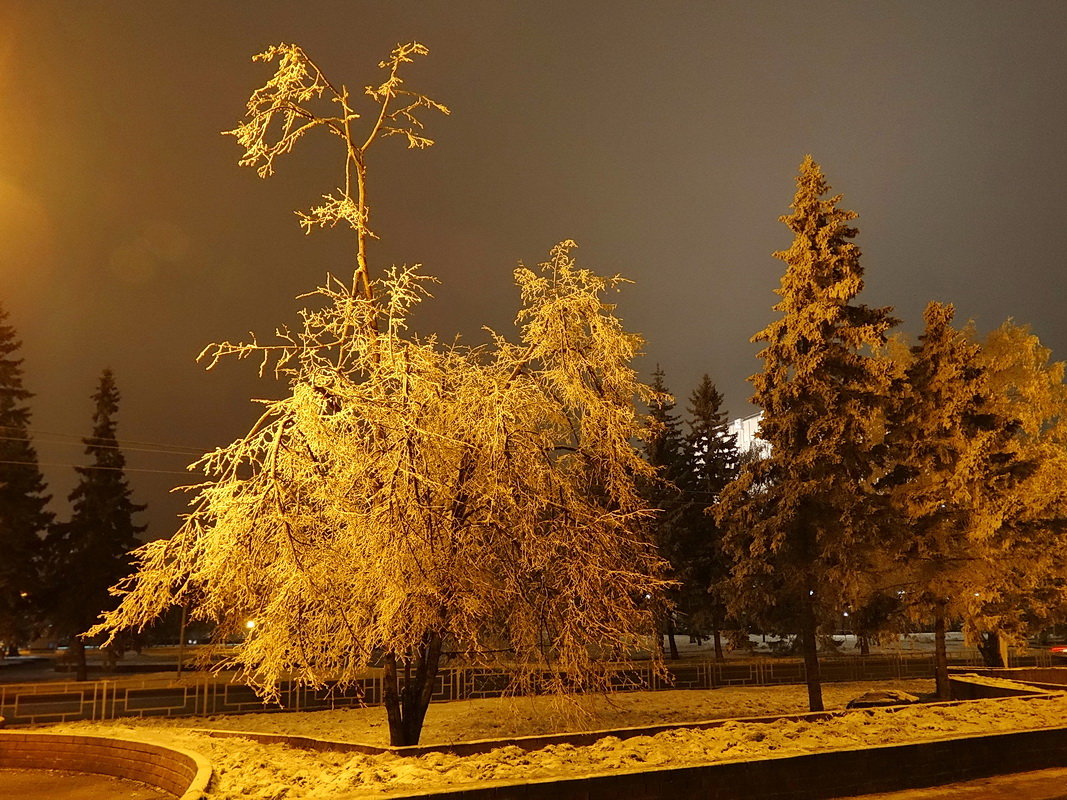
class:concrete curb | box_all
[0,730,211,799]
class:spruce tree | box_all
[683,374,737,660]
[0,302,51,656]
[883,303,1034,696]
[45,369,145,679]
[643,366,689,659]
[717,157,898,711]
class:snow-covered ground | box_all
[35,679,1067,800]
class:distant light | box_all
[843,612,849,617]
[245,620,256,629]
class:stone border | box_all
[389,724,1067,800]
[0,730,211,799]
[947,671,1059,700]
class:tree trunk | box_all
[71,638,88,682]
[933,605,950,700]
[666,615,679,661]
[858,634,870,656]
[977,631,1005,667]
[800,589,824,712]
[177,604,188,679]
[382,631,444,747]
[711,606,725,662]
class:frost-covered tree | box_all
[45,370,145,680]
[0,302,51,656]
[717,157,898,712]
[92,43,668,747]
[969,320,1067,663]
[882,303,1034,696]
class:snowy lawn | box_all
[37,679,1067,800]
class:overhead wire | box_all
[0,434,206,458]
[0,425,210,475]
[0,459,198,476]
[0,425,208,455]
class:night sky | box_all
[3,1,1067,538]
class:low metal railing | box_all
[0,650,1051,726]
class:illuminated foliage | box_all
[717,156,898,712]
[881,302,1036,695]
[225,41,449,304]
[971,321,1067,657]
[92,44,667,747]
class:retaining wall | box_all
[0,730,211,799]
[384,724,1067,800]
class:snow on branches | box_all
[92,43,667,746]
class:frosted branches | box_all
[92,45,663,744]
[93,243,668,702]
[224,42,449,302]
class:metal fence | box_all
[0,651,1051,726]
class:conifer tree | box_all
[642,366,688,659]
[882,303,1034,696]
[717,157,898,711]
[0,302,51,656]
[684,374,737,660]
[645,367,687,488]
[45,369,145,680]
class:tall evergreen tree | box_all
[717,157,898,711]
[643,366,689,659]
[0,302,51,656]
[645,367,688,486]
[45,369,145,679]
[684,374,737,660]
[882,303,1034,696]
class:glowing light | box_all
[245,620,256,629]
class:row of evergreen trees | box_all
[644,156,1067,711]
[0,306,144,678]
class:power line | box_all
[0,434,203,458]
[0,459,199,476]
[0,425,207,455]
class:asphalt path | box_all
[0,768,169,799]
[848,767,1067,800]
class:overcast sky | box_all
[3,1,1067,537]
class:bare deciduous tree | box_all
[91,42,668,747]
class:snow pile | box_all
[37,683,1067,800]
[95,679,935,746]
